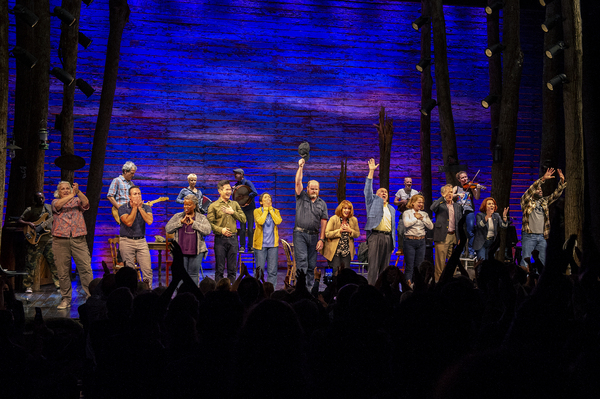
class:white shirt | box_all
[403,209,433,236]
[395,188,419,202]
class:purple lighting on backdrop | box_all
[5,1,544,272]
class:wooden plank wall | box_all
[5,0,545,272]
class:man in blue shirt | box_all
[364,159,396,285]
[118,186,153,288]
[233,168,258,253]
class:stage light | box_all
[50,67,74,86]
[481,94,499,109]
[539,0,555,6]
[10,46,37,69]
[547,73,568,91]
[11,4,39,27]
[485,43,505,58]
[541,14,563,32]
[4,140,22,160]
[39,128,49,150]
[412,16,430,31]
[52,6,76,26]
[485,1,503,15]
[78,32,92,48]
[416,58,431,72]
[76,78,95,97]
[420,99,437,116]
[82,0,94,6]
[545,41,568,59]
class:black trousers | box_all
[214,235,238,282]
[238,206,255,249]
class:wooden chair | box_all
[108,237,142,281]
[280,239,296,287]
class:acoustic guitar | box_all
[112,197,169,224]
[23,213,52,245]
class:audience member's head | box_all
[200,277,216,295]
[115,267,139,294]
[216,278,231,291]
[263,281,274,298]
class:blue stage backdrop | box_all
[6,0,545,273]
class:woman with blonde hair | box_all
[402,194,433,282]
[324,200,360,275]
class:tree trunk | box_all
[0,0,8,247]
[419,0,433,214]
[431,0,459,183]
[6,0,35,218]
[59,0,81,183]
[375,106,394,191]
[84,0,130,253]
[490,0,523,258]
[336,159,347,203]
[561,0,584,249]
[540,0,563,196]
[27,0,50,194]
[487,0,502,153]
[582,0,600,252]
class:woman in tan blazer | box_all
[324,200,360,275]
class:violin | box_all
[462,170,486,191]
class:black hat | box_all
[233,168,244,175]
[298,141,310,161]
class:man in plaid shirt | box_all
[107,161,137,209]
[520,167,567,268]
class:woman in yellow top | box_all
[253,193,282,285]
[324,200,360,275]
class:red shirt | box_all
[52,197,89,238]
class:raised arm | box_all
[138,205,153,225]
[295,158,305,196]
[73,183,89,208]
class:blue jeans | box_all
[255,246,279,286]
[403,238,426,282]
[466,212,476,256]
[183,252,205,286]
[293,230,319,291]
[476,239,494,260]
[520,232,547,267]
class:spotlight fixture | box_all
[485,1,503,15]
[541,14,563,32]
[39,128,49,150]
[412,16,430,31]
[50,67,74,86]
[539,0,555,6]
[485,43,505,57]
[547,73,568,91]
[78,32,92,48]
[4,140,22,160]
[481,94,499,109]
[545,41,568,59]
[52,6,76,26]
[420,99,437,116]
[76,78,95,97]
[416,58,431,72]
[10,46,37,69]
[82,0,94,6]
[11,4,39,27]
